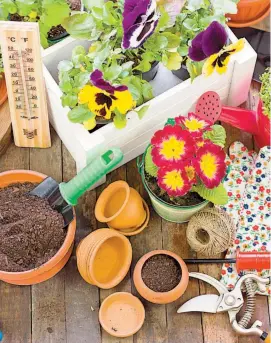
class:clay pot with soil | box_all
[227,0,270,27]
[95,181,150,236]
[0,74,7,107]
[0,170,76,285]
[76,229,132,289]
[133,250,189,304]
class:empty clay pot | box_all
[95,181,148,231]
[133,250,189,304]
[99,292,145,338]
[0,74,7,107]
[0,170,76,285]
[76,228,132,289]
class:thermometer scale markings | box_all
[0,22,51,148]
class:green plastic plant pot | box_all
[137,146,209,223]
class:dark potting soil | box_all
[68,0,82,10]
[47,25,67,40]
[0,182,65,272]
[145,172,204,206]
[142,254,181,292]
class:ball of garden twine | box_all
[186,207,236,256]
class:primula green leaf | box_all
[0,0,17,20]
[63,13,95,39]
[135,105,149,120]
[68,105,93,123]
[193,183,228,205]
[58,60,74,72]
[204,125,226,147]
[164,52,182,70]
[144,146,158,177]
[41,0,70,29]
[161,32,180,49]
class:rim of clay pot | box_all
[0,74,8,107]
[227,1,270,27]
[0,169,76,281]
[108,199,150,236]
[95,180,131,223]
[138,146,209,209]
[88,230,132,289]
[133,250,189,304]
[99,292,145,338]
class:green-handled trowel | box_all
[30,148,123,226]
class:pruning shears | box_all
[177,272,270,342]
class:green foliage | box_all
[0,0,71,48]
[144,146,158,177]
[192,183,228,205]
[134,105,150,120]
[204,125,226,147]
[260,68,271,119]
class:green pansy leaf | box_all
[156,6,170,31]
[186,58,204,82]
[144,146,158,177]
[58,60,74,72]
[104,63,122,81]
[62,13,95,39]
[178,44,189,56]
[183,18,198,31]
[59,73,73,93]
[142,82,154,102]
[83,0,104,9]
[91,6,103,20]
[113,109,127,129]
[135,105,150,120]
[161,32,180,49]
[103,2,117,25]
[72,46,86,59]
[61,94,78,108]
[204,125,226,147]
[192,183,228,205]
[134,59,152,73]
[73,72,90,88]
[164,52,182,70]
[68,105,93,123]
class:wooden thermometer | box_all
[0,22,51,148]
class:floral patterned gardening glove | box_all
[219,142,257,226]
[220,146,271,295]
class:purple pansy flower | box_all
[188,21,228,62]
[90,70,128,94]
[122,0,160,49]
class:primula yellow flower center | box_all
[161,136,185,160]
[200,153,217,179]
[164,170,184,191]
[197,140,205,148]
[185,166,195,181]
[29,11,37,19]
[185,118,203,131]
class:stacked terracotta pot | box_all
[95,181,150,236]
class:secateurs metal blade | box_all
[177,272,270,342]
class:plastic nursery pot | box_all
[142,61,160,82]
[76,228,132,289]
[0,74,8,107]
[0,170,76,285]
[137,147,209,223]
[172,64,190,81]
[227,0,270,27]
[99,292,145,338]
[47,30,69,46]
[95,180,148,232]
[133,250,189,304]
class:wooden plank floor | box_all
[0,81,269,343]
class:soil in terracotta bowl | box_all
[142,254,182,292]
[145,172,204,207]
[0,182,66,272]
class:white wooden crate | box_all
[42,29,257,187]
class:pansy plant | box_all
[58,45,154,130]
[145,113,228,205]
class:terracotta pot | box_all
[227,0,270,27]
[0,170,76,285]
[99,292,145,338]
[95,181,148,230]
[76,228,132,289]
[0,74,7,107]
[133,250,189,304]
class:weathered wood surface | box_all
[0,82,269,343]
